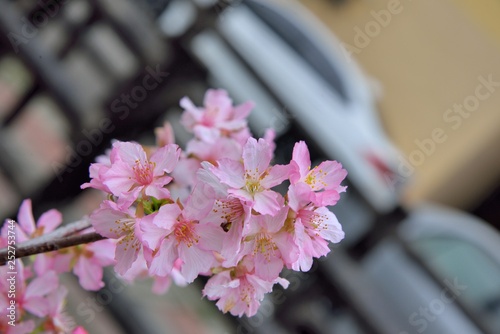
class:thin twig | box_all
[0,232,107,266]
[19,218,92,249]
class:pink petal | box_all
[193,125,220,142]
[113,141,147,166]
[149,237,177,277]
[155,122,175,147]
[23,296,48,317]
[313,207,345,243]
[211,159,245,188]
[242,138,272,179]
[292,141,312,180]
[86,240,116,265]
[17,199,35,236]
[140,215,169,250]
[233,101,254,120]
[315,160,348,191]
[260,163,290,188]
[74,256,104,291]
[274,231,299,265]
[103,161,137,196]
[37,209,62,233]
[144,184,171,199]
[196,223,224,251]
[204,89,232,118]
[228,189,254,205]
[72,327,89,334]
[25,271,58,299]
[183,184,215,221]
[151,144,180,174]
[254,255,283,281]
[275,277,290,289]
[221,221,244,266]
[114,235,140,275]
[45,286,67,316]
[197,163,228,198]
[154,203,181,229]
[89,205,132,239]
[252,190,282,215]
[259,206,288,233]
[203,271,236,298]
[312,189,341,207]
[179,243,215,283]
[287,183,313,212]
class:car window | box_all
[244,0,349,102]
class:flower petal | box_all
[211,159,245,188]
[74,256,105,291]
[17,199,35,236]
[37,209,62,233]
[291,141,311,181]
[242,138,272,180]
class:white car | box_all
[155,1,500,333]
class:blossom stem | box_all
[0,229,106,266]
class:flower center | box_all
[253,233,277,261]
[305,167,328,190]
[132,160,155,185]
[174,221,199,247]
[217,199,245,225]
[245,180,262,195]
[110,218,135,236]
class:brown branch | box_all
[19,218,92,249]
[0,232,107,266]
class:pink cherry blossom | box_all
[141,201,224,282]
[102,141,180,201]
[72,237,116,290]
[290,141,347,206]
[3,199,62,243]
[180,89,254,142]
[118,250,187,295]
[186,136,242,166]
[89,200,142,275]
[39,286,76,333]
[288,184,345,271]
[209,137,290,215]
[0,88,350,326]
[0,260,59,318]
[203,259,289,317]
[204,197,251,267]
[80,149,115,193]
[238,207,299,280]
[155,121,175,147]
[31,227,116,291]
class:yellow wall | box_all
[298,0,500,209]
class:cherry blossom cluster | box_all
[0,89,347,330]
[0,200,94,333]
[83,89,348,317]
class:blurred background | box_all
[0,0,499,333]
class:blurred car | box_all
[155,1,500,333]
